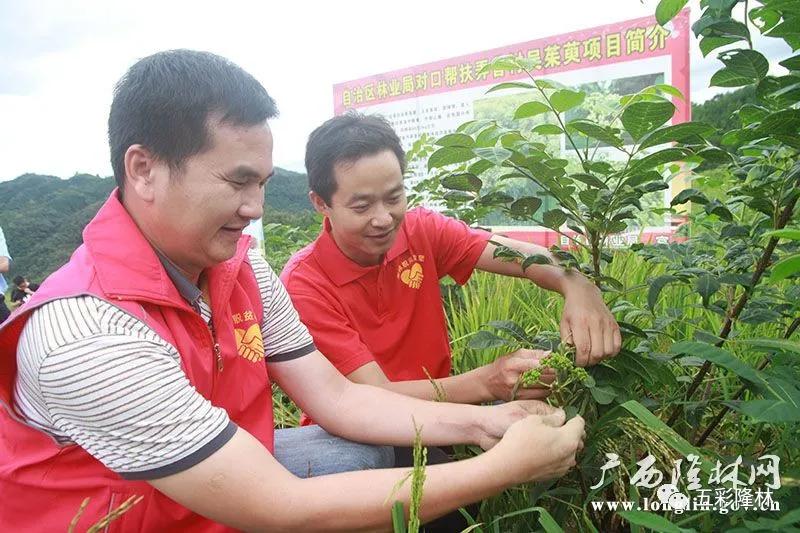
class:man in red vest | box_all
[0,50,584,531]
[282,113,621,405]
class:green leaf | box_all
[482,56,525,74]
[514,100,551,119]
[648,84,686,101]
[477,191,514,206]
[696,18,751,42]
[618,321,647,339]
[428,146,475,170]
[532,124,563,135]
[671,188,709,206]
[694,274,721,308]
[770,253,800,281]
[468,159,494,176]
[391,501,407,533]
[440,173,482,193]
[486,81,536,93]
[468,330,511,350]
[508,196,542,219]
[443,190,476,202]
[756,109,800,136]
[757,75,800,107]
[491,242,525,261]
[648,275,680,311]
[639,122,716,150]
[740,338,800,355]
[655,0,689,26]
[763,229,800,241]
[522,254,553,270]
[567,120,623,147]
[704,199,733,221]
[669,341,767,387]
[570,173,608,189]
[630,148,690,172]
[780,54,800,71]
[486,320,530,344]
[626,170,663,187]
[719,49,770,81]
[731,398,800,422]
[710,67,754,87]
[589,386,617,405]
[736,104,770,126]
[739,307,783,324]
[435,133,475,148]
[550,89,585,113]
[618,510,692,533]
[542,209,567,230]
[533,507,564,533]
[621,101,676,141]
[474,145,513,165]
[699,36,739,57]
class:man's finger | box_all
[589,319,605,364]
[603,321,615,357]
[516,400,558,416]
[562,415,586,439]
[571,324,591,367]
[560,320,572,349]
[537,410,566,427]
[613,325,622,354]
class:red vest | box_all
[0,192,273,532]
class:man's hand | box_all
[489,411,585,484]
[481,348,555,401]
[476,400,560,450]
[560,277,621,367]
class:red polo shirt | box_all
[281,207,491,381]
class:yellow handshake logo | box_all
[399,262,424,289]
[234,323,265,362]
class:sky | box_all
[0,0,792,182]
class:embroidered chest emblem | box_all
[398,259,424,289]
[233,311,264,362]
[235,324,265,362]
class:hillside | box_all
[0,168,312,281]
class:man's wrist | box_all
[557,269,597,298]
[466,364,495,403]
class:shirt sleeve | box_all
[248,249,316,361]
[282,287,375,376]
[15,297,236,480]
[417,208,491,285]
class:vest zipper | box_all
[207,318,224,372]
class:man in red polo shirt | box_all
[281,113,622,404]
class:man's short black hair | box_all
[12,276,25,286]
[108,49,278,192]
[305,112,406,205]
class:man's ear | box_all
[309,191,331,216]
[123,144,160,202]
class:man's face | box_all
[314,149,407,266]
[147,120,273,277]
[18,279,28,290]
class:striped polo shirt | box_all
[13,248,314,479]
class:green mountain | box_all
[691,86,756,145]
[0,168,312,282]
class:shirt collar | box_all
[313,217,409,286]
[154,249,203,312]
